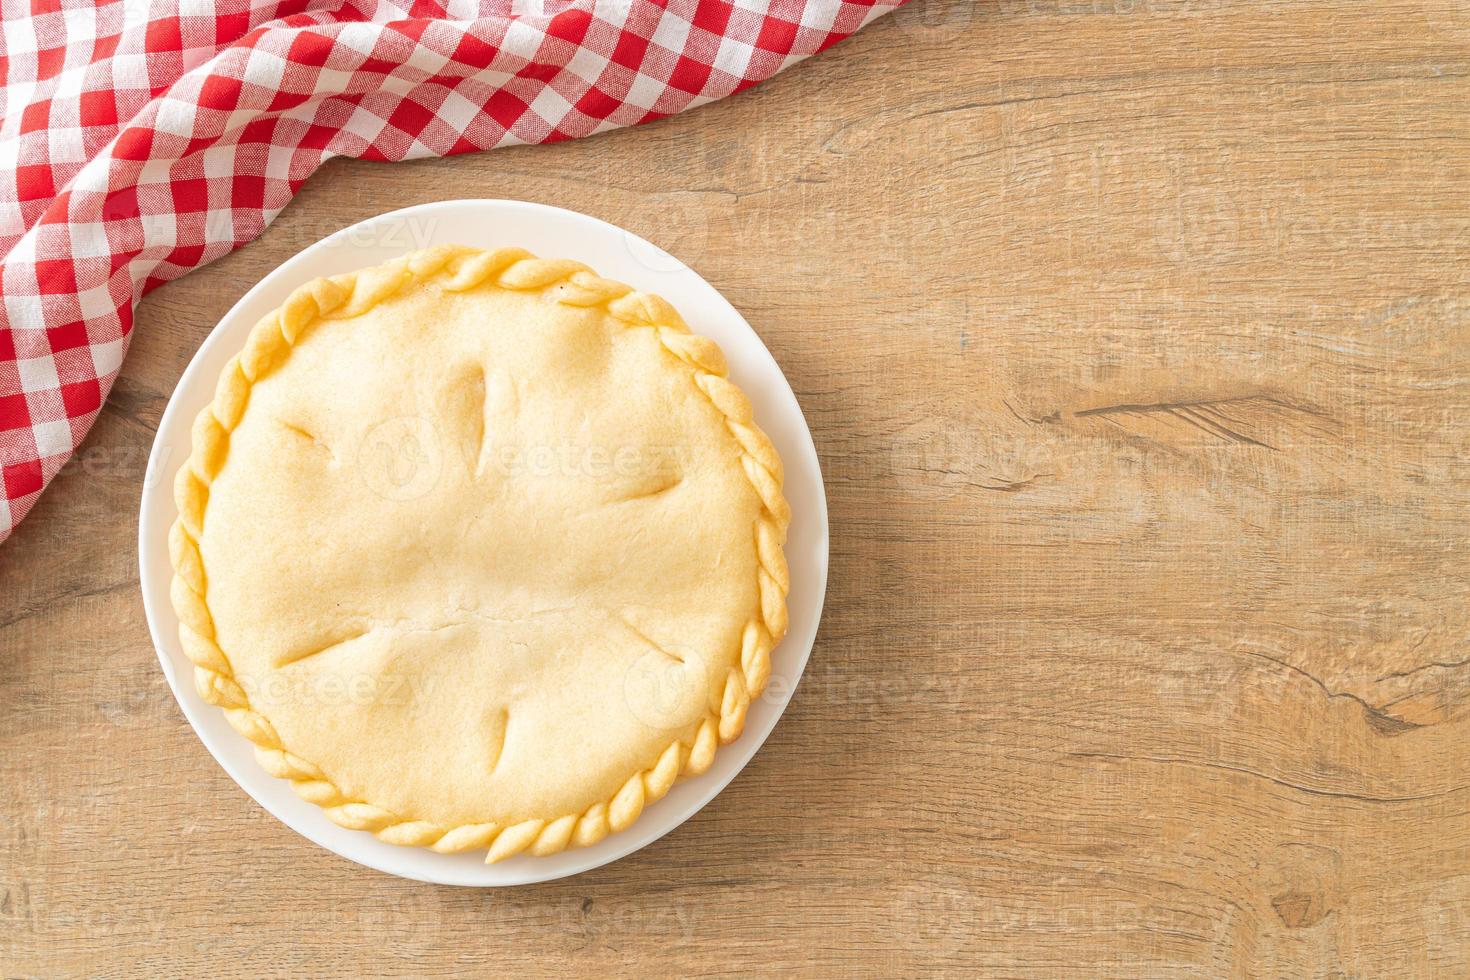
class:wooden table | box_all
[5,0,1468,974]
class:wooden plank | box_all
[3,0,1468,974]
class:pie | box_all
[168,245,790,862]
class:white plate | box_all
[137,200,829,886]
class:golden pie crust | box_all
[169,246,789,862]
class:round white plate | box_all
[137,199,828,886]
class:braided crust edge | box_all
[167,245,790,863]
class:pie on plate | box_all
[168,245,789,862]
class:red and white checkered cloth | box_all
[0,0,903,544]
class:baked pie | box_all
[169,246,789,862]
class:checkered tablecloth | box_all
[0,0,903,544]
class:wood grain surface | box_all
[4,0,1469,975]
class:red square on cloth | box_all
[755,15,801,54]
[3,462,44,499]
[59,378,102,418]
[0,394,30,431]
[170,178,211,214]
[79,89,119,127]
[46,320,91,354]
[34,259,78,295]
[16,164,55,202]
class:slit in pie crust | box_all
[168,245,789,862]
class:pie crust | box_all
[168,245,789,862]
